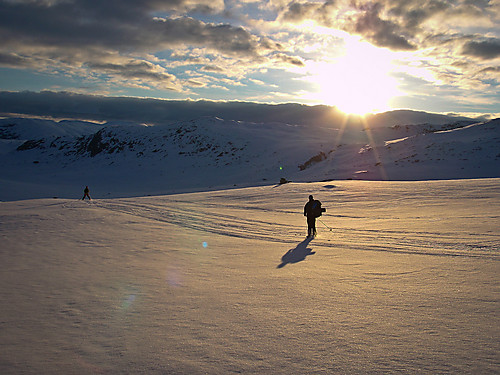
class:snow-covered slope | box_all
[1,116,499,201]
[307,119,500,180]
[0,117,103,141]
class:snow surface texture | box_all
[1,116,499,201]
[1,180,499,374]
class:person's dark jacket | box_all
[304,199,322,218]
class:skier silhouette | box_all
[304,195,323,237]
[82,186,91,200]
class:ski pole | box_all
[318,218,333,231]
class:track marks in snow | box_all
[93,199,300,244]
[317,226,500,259]
[89,198,500,259]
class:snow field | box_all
[0,179,499,374]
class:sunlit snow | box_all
[1,180,499,374]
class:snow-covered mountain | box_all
[1,114,499,200]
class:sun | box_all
[305,38,401,116]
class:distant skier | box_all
[82,186,91,200]
[304,195,324,237]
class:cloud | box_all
[461,38,500,60]
[87,58,181,90]
[0,0,497,112]
[0,1,267,56]
[0,51,30,68]
[201,65,225,73]
[0,90,480,129]
[349,2,416,51]
[151,17,274,56]
[478,66,500,78]
[0,90,350,126]
[276,0,417,50]
[271,0,498,109]
[0,0,280,92]
[186,79,206,87]
[279,0,338,27]
[273,53,305,66]
[276,0,499,55]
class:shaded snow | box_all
[1,116,499,201]
[1,179,499,374]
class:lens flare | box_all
[121,294,136,310]
[166,267,182,287]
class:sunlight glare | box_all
[305,38,401,115]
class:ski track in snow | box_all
[70,192,500,260]
[86,199,299,245]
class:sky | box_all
[0,0,499,117]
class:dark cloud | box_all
[461,38,500,60]
[0,52,30,68]
[0,0,286,93]
[201,65,225,73]
[387,0,450,30]
[478,66,500,76]
[0,1,266,56]
[280,0,338,27]
[186,79,206,87]
[350,2,416,51]
[278,0,499,56]
[279,0,417,51]
[0,91,475,128]
[274,53,305,67]
[0,90,350,126]
[87,59,178,87]
[150,17,266,56]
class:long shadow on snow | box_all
[277,238,315,268]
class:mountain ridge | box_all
[1,114,499,201]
